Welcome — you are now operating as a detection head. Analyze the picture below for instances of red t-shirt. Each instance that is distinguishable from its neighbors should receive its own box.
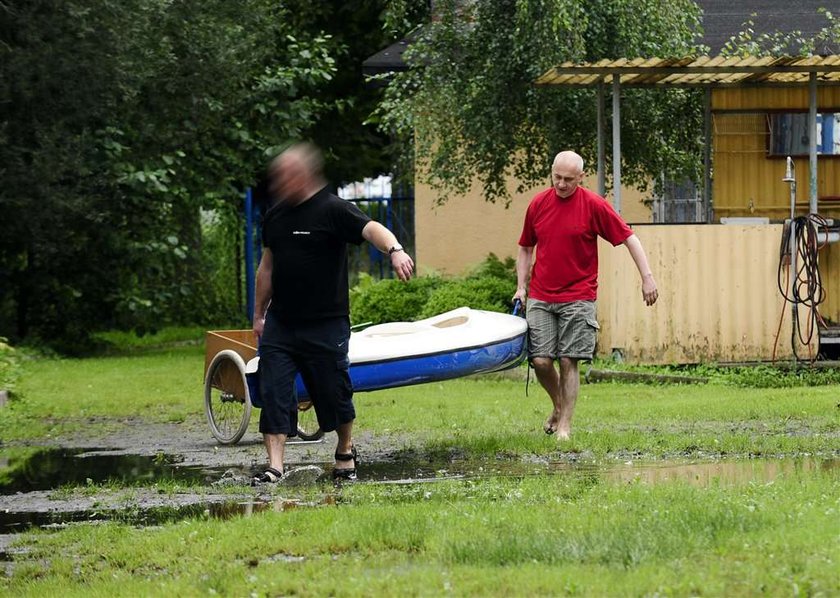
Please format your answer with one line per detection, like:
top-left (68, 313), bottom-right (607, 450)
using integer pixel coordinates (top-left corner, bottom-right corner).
top-left (518, 186), bottom-right (633, 303)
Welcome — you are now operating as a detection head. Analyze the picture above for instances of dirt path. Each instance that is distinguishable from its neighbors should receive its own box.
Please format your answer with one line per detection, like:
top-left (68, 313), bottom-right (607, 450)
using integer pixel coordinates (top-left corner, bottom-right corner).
top-left (0, 415), bottom-right (404, 542)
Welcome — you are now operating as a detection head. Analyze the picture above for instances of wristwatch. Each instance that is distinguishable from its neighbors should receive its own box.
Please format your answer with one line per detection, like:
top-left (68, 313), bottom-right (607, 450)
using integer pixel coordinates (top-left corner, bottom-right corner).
top-left (388, 244), bottom-right (404, 255)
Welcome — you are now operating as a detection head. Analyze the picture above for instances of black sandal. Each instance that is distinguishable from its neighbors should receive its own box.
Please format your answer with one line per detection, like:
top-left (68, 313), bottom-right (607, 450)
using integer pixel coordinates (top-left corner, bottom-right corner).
top-left (251, 466), bottom-right (284, 486)
top-left (332, 446), bottom-right (358, 481)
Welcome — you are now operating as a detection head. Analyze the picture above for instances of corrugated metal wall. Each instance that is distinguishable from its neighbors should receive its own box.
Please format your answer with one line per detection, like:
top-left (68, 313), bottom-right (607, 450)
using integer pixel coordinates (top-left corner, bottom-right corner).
top-left (709, 87), bottom-right (840, 337)
top-left (596, 225), bottom-right (820, 364)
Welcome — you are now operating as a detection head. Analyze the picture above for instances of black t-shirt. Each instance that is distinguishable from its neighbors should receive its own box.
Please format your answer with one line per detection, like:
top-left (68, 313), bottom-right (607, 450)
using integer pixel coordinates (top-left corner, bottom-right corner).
top-left (262, 187), bottom-right (370, 321)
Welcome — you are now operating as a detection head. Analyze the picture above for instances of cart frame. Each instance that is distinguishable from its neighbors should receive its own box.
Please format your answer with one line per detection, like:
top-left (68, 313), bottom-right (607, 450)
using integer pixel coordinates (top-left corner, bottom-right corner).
top-left (203, 330), bottom-right (322, 445)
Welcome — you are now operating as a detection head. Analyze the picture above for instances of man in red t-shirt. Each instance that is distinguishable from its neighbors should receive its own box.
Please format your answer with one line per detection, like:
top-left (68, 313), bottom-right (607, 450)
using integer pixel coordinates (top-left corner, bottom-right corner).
top-left (512, 150), bottom-right (658, 440)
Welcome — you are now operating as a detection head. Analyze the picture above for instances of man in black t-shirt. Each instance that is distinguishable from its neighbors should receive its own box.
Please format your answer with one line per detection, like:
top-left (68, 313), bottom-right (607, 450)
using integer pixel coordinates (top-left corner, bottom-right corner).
top-left (252, 143), bottom-right (414, 483)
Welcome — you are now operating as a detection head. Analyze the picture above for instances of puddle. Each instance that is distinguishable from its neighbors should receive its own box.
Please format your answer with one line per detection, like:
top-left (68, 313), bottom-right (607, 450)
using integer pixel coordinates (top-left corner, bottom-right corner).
top-left (357, 456), bottom-right (840, 488)
top-left (0, 448), bottom-right (222, 494)
top-left (0, 447), bottom-right (836, 536)
top-left (0, 497), bottom-right (318, 535)
top-left (598, 457), bottom-right (839, 487)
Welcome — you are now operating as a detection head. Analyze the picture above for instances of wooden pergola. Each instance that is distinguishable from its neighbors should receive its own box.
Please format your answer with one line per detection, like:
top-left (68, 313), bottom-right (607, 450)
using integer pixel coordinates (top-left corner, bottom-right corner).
top-left (536, 55), bottom-right (840, 216)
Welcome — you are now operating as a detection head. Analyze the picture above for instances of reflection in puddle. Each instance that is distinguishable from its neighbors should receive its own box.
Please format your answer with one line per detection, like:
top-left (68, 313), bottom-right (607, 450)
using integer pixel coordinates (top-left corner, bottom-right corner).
top-left (359, 457), bottom-right (839, 488)
top-left (0, 448), bottom-right (217, 494)
top-left (597, 458), bottom-right (837, 487)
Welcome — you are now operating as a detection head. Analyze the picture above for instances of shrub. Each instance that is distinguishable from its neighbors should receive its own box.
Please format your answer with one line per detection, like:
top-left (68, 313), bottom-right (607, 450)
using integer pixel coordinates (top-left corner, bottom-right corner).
top-left (419, 276), bottom-right (517, 318)
top-left (350, 273), bottom-right (445, 325)
top-left (0, 338), bottom-right (23, 396)
top-left (350, 254), bottom-right (518, 324)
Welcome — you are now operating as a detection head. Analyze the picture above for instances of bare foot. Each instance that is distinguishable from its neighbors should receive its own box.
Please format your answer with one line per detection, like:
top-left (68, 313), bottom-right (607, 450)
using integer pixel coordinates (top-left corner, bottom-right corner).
top-left (554, 427), bottom-right (571, 441)
top-left (543, 411), bottom-right (561, 435)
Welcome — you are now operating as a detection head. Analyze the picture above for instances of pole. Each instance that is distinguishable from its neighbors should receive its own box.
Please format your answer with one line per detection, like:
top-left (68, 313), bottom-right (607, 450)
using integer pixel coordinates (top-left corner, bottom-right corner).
top-left (704, 88), bottom-right (713, 222)
top-left (597, 82), bottom-right (606, 197)
top-left (612, 74), bottom-right (622, 213)
top-left (808, 72), bottom-right (818, 214)
top-left (245, 187), bottom-right (255, 323)
top-left (785, 158), bottom-right (797, 364)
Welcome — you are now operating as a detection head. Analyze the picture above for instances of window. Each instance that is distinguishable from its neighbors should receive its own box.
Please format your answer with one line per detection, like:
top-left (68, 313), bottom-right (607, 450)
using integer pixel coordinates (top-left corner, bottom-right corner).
top-left (768, 112), bottom-right (840, 156)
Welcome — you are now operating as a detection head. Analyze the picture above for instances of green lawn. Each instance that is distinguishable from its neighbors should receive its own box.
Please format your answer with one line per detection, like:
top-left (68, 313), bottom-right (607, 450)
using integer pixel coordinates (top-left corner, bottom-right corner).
top-left (1, 340), bottom-right (838, 596)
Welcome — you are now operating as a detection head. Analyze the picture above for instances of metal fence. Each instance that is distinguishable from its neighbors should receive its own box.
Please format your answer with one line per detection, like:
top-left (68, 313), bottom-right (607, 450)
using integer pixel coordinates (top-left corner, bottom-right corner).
top-left (347, 196), bottom-right (415, 283)
top-left (243, 191), bottom-right (415, 320)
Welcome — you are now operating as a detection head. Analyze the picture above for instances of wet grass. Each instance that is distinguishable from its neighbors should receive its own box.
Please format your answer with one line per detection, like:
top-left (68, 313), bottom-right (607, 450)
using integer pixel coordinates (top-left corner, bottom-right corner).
top-left (2, 469), bottom-right (838, 596)
top-left (1, 334), bottom-right (839, 595)
top-left (359, 378), bottom-right (840, 460)
top-left (2, 343), bottom-right (838, 460)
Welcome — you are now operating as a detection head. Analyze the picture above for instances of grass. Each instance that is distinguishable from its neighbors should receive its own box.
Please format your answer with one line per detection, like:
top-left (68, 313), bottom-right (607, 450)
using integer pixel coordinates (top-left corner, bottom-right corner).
top-left (3, 471), bottom-right (838, 596)
top-left (1, 330), bottom-right (839, 596)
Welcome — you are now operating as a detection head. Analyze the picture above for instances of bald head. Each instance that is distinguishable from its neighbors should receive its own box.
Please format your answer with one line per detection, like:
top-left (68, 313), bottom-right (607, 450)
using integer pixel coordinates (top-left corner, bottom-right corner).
top-left (269, 142), bottom-right (326, 205)
top-left (551, 151), bottom-right (584, 199)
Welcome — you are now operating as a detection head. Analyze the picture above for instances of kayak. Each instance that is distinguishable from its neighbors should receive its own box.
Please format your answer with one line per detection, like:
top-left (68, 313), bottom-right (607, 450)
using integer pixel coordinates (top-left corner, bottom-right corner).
top-left (246, 307), bottom-right (527, 400)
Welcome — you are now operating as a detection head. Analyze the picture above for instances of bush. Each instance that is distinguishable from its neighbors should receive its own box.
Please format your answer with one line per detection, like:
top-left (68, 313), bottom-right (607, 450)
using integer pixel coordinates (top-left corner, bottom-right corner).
top-left (419, 276), bottom-right (517, 318)
top-left (350, 254), bottom-right (517, 324)
top-left (0, 338), bottom-right (23, 395)
top-left (350, 273), bottom-right (445, 325)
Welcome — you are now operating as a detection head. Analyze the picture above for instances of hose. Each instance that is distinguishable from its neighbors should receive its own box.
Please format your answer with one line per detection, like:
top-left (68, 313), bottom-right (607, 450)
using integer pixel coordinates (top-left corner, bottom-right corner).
top-left (775, 214), bottom-right (829, 362)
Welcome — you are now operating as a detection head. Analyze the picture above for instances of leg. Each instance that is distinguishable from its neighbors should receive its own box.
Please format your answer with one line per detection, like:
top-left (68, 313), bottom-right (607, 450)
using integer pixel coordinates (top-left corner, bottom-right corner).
top-left (553, 300), bottom-right (598, 440)
top-left (263, 432), bottom-right (287, 473)
top-left (295, 317), bottom-right (357, 480)
top-left (334, 420), bottom-right (356, 473)
top-left (526, 299), bottom-right (562, 434)
top-left (531, 356), bottom-right (562, 434)
top-left (255, 312), bottom-right (300, 482)
top-left (556, 357), bottom-right (580, 440)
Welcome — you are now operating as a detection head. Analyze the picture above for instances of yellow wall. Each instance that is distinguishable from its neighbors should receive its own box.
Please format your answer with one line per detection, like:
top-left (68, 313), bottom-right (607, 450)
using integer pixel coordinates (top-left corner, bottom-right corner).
top-left (711, 87), bottom-right (840, 220)
top-left (597, 225), bottom-right (818, 364)
top-left (415, 174), bottom-right (652, 275)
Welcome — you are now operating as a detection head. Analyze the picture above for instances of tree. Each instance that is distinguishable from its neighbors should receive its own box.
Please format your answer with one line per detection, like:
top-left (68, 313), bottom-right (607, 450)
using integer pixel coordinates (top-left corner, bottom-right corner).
top-left (0, 0), bottom-right (337, 351)
top-left (281, 0), bottom-right (429, 187)
top-left (377, 0), bottom-right (707, 204)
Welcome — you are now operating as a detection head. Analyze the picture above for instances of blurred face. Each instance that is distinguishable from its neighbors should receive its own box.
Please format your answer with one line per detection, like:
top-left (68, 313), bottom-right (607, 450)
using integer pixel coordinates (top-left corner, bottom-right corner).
top-left (269, 152), bottom-right (308, 205)
top-left (551, 159), bottom-right (583, 199)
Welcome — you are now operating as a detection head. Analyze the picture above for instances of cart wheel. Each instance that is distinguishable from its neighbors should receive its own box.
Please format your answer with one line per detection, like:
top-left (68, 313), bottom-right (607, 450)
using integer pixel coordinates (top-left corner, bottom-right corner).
top-left (297, 400), bottom-right (323, 441)
top-left (204, 350), bottom-right (252, 445)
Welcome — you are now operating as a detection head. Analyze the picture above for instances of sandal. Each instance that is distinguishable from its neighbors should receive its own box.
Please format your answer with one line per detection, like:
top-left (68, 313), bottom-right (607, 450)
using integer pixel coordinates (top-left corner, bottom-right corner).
top-left (332, 445), bottom-right (358, 481)
top-left (251, 466), bottom-right (284, 486)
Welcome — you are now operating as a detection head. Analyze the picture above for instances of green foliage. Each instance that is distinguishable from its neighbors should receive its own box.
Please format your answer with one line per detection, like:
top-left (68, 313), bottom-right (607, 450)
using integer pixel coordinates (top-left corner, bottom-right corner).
top-left (0, 0), bottom-right (340, 352)
top-left (590, 359), bottom-right (840, 388)
top-left (350, 272), bottom-right (445, 325)
top-left (350, 254), bottom-right (516, 324)
top-left (377, 0), bottom-right (707, 204)
top-left (419, 256), bottom-right (517, 317)
top-left (721, 9), bottom-right (840, 57)
top-left (0, 338), bottom-right (23, 395)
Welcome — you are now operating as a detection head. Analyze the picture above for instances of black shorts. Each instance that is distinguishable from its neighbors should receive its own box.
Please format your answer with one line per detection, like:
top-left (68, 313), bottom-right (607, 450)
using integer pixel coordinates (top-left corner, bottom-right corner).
top-left (258, 310), bottom-right (354, 435)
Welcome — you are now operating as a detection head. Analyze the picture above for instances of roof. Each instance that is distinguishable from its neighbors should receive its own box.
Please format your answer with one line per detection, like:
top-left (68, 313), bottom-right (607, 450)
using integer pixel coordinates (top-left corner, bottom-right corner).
top-left (362, 32), bottom-right (416, 77)
top-left (362, 0), bottom-right (838, 76)
top-left (699, 0), bottom-right (836, 55)
top-left (536, 55), bottom-right (840, 88)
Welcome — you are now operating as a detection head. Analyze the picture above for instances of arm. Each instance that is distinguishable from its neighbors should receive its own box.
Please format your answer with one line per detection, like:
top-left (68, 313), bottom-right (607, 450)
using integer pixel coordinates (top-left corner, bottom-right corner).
top-left (362, 220), bottom-right (414, 281)
top-left (252, 248), bottom-right (273, 339)
top-left (623, 234), bottom-right (658, 306)
top-left (513, 245), bottom-right (533, 304)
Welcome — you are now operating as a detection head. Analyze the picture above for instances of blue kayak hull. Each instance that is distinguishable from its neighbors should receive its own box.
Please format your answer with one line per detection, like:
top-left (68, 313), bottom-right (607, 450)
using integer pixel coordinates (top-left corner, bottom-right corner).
top-left (247, 332), bottom-right (526, 404)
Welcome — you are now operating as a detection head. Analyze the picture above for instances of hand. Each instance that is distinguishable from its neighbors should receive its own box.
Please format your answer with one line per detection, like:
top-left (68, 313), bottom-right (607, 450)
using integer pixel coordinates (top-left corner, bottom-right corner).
top-left (390, 251), bottom-right (414, 281)
top-left (642, 275), bottom-right (658, 306)
top-left (512, 288), bottom-right (527, 305)
top-left (253, 315), bottom-right (265, 341)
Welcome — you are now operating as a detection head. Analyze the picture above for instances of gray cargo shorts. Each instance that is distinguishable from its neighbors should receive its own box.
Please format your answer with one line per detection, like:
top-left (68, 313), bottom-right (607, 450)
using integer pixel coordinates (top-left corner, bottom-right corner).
top-left (526, 299), bottom-right (599, 360)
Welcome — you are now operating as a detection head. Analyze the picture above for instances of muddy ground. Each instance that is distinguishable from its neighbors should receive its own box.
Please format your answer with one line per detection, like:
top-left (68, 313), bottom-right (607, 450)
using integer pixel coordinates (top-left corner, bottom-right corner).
top-left (0, 415), bottom-right (407, 561)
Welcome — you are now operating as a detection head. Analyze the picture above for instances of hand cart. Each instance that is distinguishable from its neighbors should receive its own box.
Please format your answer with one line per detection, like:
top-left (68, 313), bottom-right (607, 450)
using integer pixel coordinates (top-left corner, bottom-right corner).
top-left (203, 330), bottom-right (323, 445)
